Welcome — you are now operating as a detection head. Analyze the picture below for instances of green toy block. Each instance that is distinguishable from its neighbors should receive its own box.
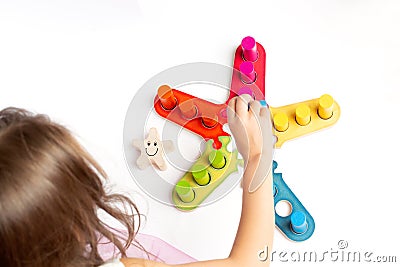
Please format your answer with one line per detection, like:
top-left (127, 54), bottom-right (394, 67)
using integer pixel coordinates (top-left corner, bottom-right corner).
top-left (172, 136), bottom-right (240, 211)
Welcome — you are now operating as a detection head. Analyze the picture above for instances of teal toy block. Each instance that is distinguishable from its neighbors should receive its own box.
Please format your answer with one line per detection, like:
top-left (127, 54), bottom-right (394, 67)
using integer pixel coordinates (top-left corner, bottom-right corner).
top-left (273, 161), bottom-right (315, 241)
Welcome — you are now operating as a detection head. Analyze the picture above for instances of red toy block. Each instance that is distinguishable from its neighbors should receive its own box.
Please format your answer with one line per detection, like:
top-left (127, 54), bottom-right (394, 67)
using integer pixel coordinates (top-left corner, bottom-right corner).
top-left (154, 87), bottom-right (229, 149)
top-left (227, 36), bottom-right (266, 103)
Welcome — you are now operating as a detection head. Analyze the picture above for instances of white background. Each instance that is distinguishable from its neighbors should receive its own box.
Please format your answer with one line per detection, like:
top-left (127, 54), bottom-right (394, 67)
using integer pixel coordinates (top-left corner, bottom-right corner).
top-left (1, 1), bottom-right (400, 266)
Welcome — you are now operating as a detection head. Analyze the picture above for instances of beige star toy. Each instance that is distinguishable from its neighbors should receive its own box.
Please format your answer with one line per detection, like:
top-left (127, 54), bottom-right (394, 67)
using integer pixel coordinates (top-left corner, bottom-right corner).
top-left (132, 127), bottom-right (174, 171)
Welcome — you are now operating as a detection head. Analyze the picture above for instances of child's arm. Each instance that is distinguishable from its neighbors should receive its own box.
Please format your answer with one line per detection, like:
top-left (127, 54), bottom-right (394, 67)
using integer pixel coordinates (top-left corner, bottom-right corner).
top-left (121, 95), bottom-right (275, 267)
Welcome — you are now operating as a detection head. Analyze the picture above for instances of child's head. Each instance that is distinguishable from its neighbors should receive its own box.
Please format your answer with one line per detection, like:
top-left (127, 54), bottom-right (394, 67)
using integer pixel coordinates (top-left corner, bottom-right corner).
top-left (0, 108), bottom-right (140, 267)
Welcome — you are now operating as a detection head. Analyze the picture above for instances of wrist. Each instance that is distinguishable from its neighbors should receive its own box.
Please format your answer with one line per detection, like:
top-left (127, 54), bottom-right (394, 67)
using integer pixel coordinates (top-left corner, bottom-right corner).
top-left (243, 152), bottom-right (272, 175)
top-left (245, 152), bottom-right (261, 163)
top-left (245, 153), bottom-right (271, 166)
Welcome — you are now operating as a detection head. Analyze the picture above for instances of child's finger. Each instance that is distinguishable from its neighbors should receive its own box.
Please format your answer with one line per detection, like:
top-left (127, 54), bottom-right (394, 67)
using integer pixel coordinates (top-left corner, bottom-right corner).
top-left (227, 97), bottom-right (237, 122)
top-left (260, 106), bottom-right (269, 117)
top-left (249, 100), bottom-right (261, 116)
top-left (236, 94), bottom-right (252, 117)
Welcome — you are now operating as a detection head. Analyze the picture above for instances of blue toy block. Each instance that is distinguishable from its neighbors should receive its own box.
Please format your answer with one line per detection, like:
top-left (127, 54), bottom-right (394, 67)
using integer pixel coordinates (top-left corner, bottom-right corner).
top-left (273, 161), bottom-right (315, 241)
top-left (259, 100), bottom-right (268, 107)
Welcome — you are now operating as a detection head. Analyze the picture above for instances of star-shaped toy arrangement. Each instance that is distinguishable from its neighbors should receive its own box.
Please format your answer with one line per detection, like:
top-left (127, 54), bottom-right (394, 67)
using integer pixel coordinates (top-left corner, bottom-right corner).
top-left (146, 36), bottom-right (341, 243)
top-left (133, 127), bottom-right (174, 171)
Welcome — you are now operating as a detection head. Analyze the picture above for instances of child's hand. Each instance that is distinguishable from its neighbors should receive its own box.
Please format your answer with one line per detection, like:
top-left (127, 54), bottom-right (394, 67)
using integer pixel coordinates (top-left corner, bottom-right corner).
top-left (227, 95), bottom-right (272, 162)
top-left (227, 95), bottom-right (274, 192)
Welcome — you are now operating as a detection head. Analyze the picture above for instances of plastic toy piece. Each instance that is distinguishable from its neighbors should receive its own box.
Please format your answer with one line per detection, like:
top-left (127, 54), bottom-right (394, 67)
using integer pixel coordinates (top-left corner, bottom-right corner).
top-left (241, 36), bottom-right (258, 62)
top-left (238, 87), bottom-right (255, 98)
top-left (209, 150), bottom-right (226, 169)
top-left (270, 95), bottom-right (340, 148)
top-left (178, 98), bottom-right (197, 119)
top-left (192, 165), bottom-right (210, 186)
top-left (228, 36), bottom-right (266, 102)
top-left (273, 112), bottom-right (289, 132)
top-left (260, 100), bottom-right (268, 107)
top-left (172, 136), bottom-right (240, 211)
top-left (176, 180), bottom-right (195, 203)
top-left (154, 87), bottom-right (229, 149)
top-left (290, 211), bottom-right (308, 234)
top-left (240, 62), bottom-right (256, 84)
top-left (202, 108), bottom-right (219, 128)
top-left (295, 104), bottom-right (311, 126)
top-left (273, 161), bottom-right (315, 242)
top-left (158, 85), bottom-right (177, 110)
top-left (132, 128), bottom-right (174, 171)
top-left (318, 94), bottom-right (334, 119)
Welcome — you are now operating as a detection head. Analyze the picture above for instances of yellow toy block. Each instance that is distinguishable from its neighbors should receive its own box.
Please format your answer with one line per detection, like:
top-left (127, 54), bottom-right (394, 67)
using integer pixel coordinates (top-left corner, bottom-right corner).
top-left (172, 136), bottom-right (241, 211)
top-left (270, 94), bottom-right (340, 148)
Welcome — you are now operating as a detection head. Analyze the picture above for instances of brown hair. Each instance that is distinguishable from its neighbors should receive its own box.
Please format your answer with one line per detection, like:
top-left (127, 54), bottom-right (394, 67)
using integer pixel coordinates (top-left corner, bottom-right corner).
top-left (0, 107), bottom-right (141, 267)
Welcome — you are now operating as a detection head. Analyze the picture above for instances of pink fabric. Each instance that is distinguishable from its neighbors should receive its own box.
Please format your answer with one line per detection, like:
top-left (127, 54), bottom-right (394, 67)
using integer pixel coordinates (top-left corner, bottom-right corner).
top-left (98, 232), bottom-right (197, 265)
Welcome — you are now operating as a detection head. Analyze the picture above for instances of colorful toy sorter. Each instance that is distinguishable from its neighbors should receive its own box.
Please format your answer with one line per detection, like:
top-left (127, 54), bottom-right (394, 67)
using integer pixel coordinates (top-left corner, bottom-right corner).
top-left (143, 36), bottom-right (340, 241)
